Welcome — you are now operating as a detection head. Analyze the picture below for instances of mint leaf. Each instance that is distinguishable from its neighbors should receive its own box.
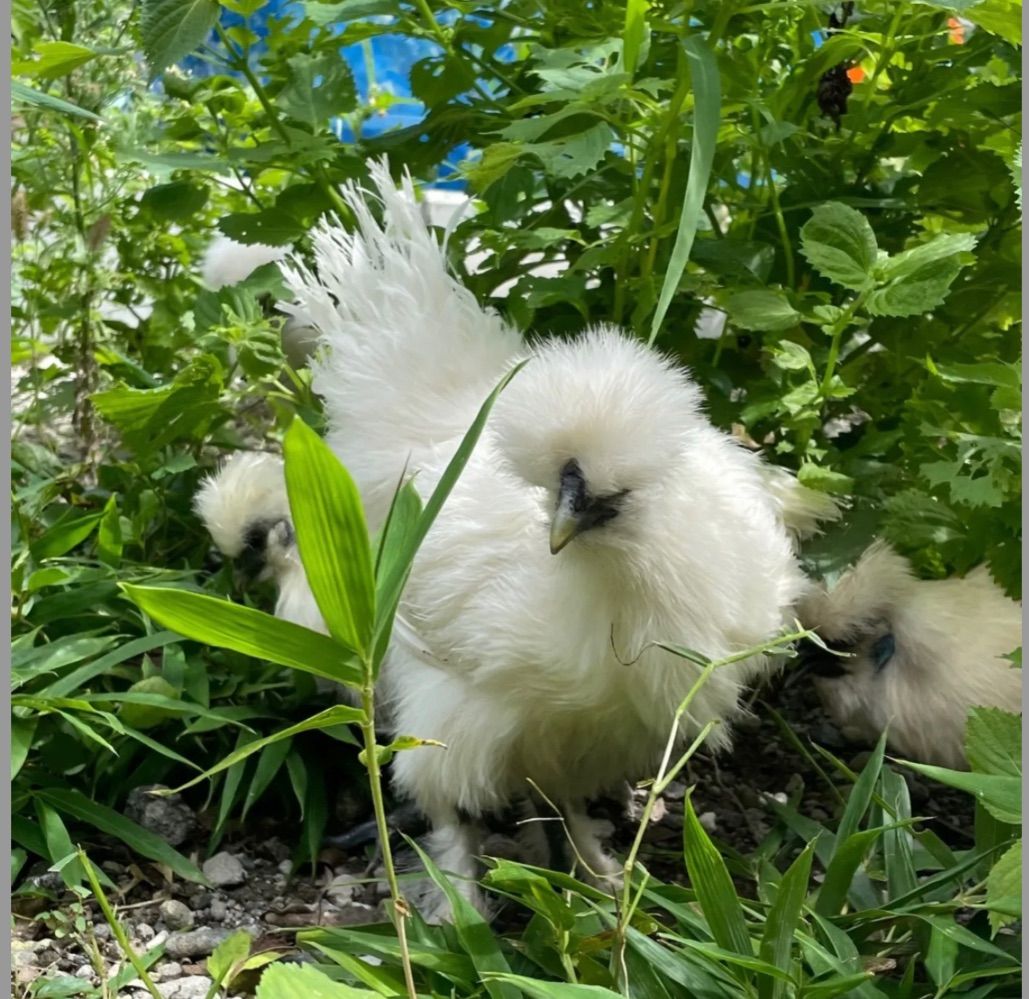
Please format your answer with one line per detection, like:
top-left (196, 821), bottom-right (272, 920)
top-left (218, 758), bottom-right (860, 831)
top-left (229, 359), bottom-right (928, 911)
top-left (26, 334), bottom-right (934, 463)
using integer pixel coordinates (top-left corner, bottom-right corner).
top-left (867, 233), bottom-right (977, 317)
top-left (966, 707), bottom-right (1021, 778)
top-left (986, 840), bottom-right (1021, 935)
top-left (140, 0), bottom-right (220, 77)
top-left (277, 52), bottom-right (356, 128)
top-left (800, 202), bottom-right (878, 291)
top-left (726, 289), bottom-right (800, 331)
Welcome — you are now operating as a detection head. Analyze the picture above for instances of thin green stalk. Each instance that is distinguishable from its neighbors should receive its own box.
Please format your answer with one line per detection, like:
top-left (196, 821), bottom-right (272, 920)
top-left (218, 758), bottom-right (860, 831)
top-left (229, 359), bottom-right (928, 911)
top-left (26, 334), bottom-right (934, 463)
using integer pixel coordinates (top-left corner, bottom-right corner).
top-left (359, 683), bottom-right (418, 999)
top-left (819, 291), bottom-right (866, 397)
top-left (80, 849), bottom-right (162, 999)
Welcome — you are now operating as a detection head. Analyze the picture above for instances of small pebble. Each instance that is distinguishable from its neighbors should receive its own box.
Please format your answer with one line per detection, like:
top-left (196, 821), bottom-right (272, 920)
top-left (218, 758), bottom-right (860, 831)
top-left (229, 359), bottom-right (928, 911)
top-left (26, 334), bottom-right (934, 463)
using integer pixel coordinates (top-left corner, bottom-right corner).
top-left (202, 852), bottom-right (247, 888)
top-left (209, 898), bottom-right (228, 921)
top-left (156, 962), bottom-right (183, 981)
top-left (277, 859), bottom-right (293, 876)
top-left (74, 964), bottom-right (95, 980)
top-left (135, 922), bottom-right (156, 942)
top-left (159, 899), bottom-right (194, 932)
top-left (165, 927), bottom-right (233, 959)
top-left (698, 811), bottom-right (718, 833)
top-left (157, 975), bottom-right (214, 999)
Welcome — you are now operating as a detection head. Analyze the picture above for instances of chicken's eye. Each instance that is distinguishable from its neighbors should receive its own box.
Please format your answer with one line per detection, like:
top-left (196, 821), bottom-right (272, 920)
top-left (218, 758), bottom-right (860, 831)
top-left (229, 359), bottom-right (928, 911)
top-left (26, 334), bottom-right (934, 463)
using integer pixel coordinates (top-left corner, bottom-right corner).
top-left (871, 633), bottom-right (896, 672)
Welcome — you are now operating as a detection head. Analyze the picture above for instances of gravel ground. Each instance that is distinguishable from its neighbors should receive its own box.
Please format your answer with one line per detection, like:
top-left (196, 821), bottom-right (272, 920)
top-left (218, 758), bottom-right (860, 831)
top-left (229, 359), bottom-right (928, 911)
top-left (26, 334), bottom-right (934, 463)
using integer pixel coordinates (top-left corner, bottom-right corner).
top-left (11, 672), bottom-right (974, 996)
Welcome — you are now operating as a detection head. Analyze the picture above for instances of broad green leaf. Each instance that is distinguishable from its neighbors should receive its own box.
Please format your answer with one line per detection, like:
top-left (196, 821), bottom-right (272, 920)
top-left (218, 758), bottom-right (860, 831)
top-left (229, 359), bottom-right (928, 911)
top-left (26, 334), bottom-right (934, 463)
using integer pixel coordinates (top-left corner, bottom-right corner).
top-left (866, 233), bottom-right (976, 318)
top-left (119, 676), bottom-right (180, 729)
top-left (140, 181), bottom-right (209, 221)
top-left (899, 760), bottom-right (1021, 824)
top-left (121, 584), bottom-right (361, 687)
top-left (758, 841), bottom-right (814, 999)
top-left (799, 202), bottom-right (878, 291)
top-left (682, 794), bottom-right (752, 956)
top-left (12, 634), bottom-right (120, 690)
top-left (256, 962), bottom-right (379, 997)
top-left (30, 511), bottom-right (105, 560)
top-left (13, 42), bottom-right (97, 80)
top-left (11, 718), bottom-right (36, 780)
top-left (11, 80), bottom-right (102, 120)
top-left (985, 840), bottom-right (1021, 934)
top-left (169, 704), bottom-right (363, 793)
top-left (649, 33), bottom-right (720, 343)
top-left (140, 0), bottom-right (221, 76)
top-left (965, 706), bottom-right (1021, 777)
top-left (34, 788), bottom-right (207, 884)
top-left (278, 52), bottom-right (357, 127)
top-left (797, 463), bottom-right (854, 496)
top-left (218, 208), bottom-right (307, 247)
top-left (207, 930), bottom-right (252, 987)
top-left (302, 939), bottom-right (407, 996)
top-left (298, 927), bottom-right (475, 980)
top-left (879, 768), bottom-right (918, 899)
top-left (284, 418), bottom-right (375, 657)
top-left (727, 289), bottom-right (800, 331)
top-left (409, 839), bottom-right (519, 999)
top-left (35, 801), bottom-right (86, 887)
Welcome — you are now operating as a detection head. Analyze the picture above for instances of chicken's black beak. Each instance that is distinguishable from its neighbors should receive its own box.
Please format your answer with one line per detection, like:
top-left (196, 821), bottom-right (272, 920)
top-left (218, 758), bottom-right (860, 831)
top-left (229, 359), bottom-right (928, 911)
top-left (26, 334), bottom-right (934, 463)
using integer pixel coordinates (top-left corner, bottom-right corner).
top-left (550, 460), bottom-right (590, 554)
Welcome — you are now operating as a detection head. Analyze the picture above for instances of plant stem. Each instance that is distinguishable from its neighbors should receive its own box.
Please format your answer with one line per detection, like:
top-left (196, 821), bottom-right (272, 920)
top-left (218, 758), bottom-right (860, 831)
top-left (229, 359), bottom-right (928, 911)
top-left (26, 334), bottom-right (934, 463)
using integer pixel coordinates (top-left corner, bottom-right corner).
top-left (359, 683), bottom-right (418, 999)
top-left (819, 291), bottom-right (866, 397)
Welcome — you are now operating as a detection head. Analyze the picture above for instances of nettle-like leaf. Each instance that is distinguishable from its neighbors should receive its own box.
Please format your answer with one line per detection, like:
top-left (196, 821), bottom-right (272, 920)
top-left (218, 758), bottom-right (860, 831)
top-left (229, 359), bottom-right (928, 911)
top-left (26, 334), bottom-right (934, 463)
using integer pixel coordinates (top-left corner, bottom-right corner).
top-left (986, 840), bottom-right (1021, 935)
top-left (140, 0), bottom-right (220, 77)
top-left (218, 208), bottom-right (307, 246)
top-left (277, 52), bottom-right (357, 128)
top-left (799, 202), bottom-right (878, 291)
top-left (866, 233), bottom-right (977, 318)
top-left (965, 707), bottom-right (1021, 778)
top-left (726, 289), bottom-right (800, 331)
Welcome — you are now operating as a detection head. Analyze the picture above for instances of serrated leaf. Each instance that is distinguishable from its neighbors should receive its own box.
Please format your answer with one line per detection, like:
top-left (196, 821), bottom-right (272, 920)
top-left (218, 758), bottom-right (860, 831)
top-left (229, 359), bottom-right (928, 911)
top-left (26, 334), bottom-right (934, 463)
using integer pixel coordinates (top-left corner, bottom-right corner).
top-left (140, 0), bottom-right (220, 77)
top-left (139, 181), bottom-right (209, 221)
top-left (900, 760), bottom-right (1021, 824)
top-left (278, 52), bottom-right (357, 128)
top-left (799, 202), bottom-right (878, 291)
top-left (797, 463), bottom-right (854, 495)
top-left (965, 707), bottom-right (1021, 777)
top-left (727, 290), bottom-right (800, 331)
top-left (986, 840), bottom-right (1021, 934)
top-left (866, 233), bottom-right (976, 318)
top-left (207, 929), bottom-right (251, 986)
top-left (218, 208), bottom-right (306, 247)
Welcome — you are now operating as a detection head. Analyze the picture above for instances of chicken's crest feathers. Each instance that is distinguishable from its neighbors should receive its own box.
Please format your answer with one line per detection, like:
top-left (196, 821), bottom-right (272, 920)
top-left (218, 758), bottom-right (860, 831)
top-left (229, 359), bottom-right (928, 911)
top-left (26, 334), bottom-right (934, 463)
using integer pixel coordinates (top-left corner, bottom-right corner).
top-left (194, 451), bottom-right (289, 558)
top-left (494, 326), bottom-right (703, 496)
top-left (757, 463), bottom-right (843, 545)
top-left (279, 160), bottom-right (522, 521)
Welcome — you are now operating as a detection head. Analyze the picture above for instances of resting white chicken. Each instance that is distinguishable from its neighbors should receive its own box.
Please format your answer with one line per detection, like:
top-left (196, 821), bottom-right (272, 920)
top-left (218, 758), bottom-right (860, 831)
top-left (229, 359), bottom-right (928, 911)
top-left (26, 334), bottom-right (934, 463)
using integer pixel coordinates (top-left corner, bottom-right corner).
top-left (797, 541), bottom-right (1022, 769)
top-left (196, 161), bottom-right (831, 918)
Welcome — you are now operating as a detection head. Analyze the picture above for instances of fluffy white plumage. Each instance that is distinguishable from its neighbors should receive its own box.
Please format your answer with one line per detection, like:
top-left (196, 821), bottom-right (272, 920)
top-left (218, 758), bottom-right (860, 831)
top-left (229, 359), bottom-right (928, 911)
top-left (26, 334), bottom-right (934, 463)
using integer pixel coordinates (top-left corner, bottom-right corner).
top-left (198, 161), bottom-right (832, 917)
top-left (798, 541), bottom-right (1022, 769)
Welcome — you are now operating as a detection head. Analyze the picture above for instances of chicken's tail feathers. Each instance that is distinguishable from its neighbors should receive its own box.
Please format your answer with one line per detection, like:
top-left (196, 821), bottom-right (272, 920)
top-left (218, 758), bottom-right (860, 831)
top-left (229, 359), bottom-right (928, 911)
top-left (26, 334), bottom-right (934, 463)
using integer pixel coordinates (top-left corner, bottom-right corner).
top-left (279, 158), bottom-right (523, 480)
top-left (193, 451), bottom-right (291, 560)
top-left (759, 462), bottom-right (843, 545)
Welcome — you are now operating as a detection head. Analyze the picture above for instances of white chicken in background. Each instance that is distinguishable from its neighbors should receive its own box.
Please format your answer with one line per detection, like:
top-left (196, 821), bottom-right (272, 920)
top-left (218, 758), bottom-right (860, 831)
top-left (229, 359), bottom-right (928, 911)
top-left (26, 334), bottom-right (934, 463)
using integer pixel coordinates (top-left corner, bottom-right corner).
top-left (196, 160), bottom-right (836, 919)
top-left (797, 540), bottom-right (1022, 769)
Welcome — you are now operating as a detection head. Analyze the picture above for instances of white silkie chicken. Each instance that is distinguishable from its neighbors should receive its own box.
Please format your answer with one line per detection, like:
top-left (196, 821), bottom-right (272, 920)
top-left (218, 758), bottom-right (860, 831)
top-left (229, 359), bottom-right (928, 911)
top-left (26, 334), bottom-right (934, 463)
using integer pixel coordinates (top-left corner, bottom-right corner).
top-left (797, 540), bottom-right (1022, 769)
top-left (196, 160), bottom-right (832, 918)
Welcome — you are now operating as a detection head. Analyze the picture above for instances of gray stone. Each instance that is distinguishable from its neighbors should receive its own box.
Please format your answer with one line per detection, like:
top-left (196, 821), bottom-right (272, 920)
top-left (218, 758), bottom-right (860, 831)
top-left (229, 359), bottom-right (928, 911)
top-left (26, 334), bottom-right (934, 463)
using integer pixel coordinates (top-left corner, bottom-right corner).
top-left (164, 927), bottom-right (233, 959)
top-left (74, 964), bottom-right (95, 981)
top-left (208, 898), bottom-right (228, 922)
top-left (124, 786), bottom-right (195, 847)
top-left (157, 976), bottom-right (214, 999)
top-left (159, 900), bottom-right (194, 932)
top-left (698, 811), bottom-right (718, 833)
top-left (156, 962), bottom-right (183, 981)
top-left (202, 852), bottom-right (246, 888)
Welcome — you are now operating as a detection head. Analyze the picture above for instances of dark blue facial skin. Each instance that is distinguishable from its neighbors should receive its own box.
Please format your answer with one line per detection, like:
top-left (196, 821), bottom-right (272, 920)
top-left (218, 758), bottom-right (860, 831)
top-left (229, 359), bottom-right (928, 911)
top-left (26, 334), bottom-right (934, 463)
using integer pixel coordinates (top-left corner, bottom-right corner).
top-left (558, 458), bottom-right (627, 532)
top-left (795, 631), bottom-right (896, 679)
top-left (871, 633), bottom-right (896, 672)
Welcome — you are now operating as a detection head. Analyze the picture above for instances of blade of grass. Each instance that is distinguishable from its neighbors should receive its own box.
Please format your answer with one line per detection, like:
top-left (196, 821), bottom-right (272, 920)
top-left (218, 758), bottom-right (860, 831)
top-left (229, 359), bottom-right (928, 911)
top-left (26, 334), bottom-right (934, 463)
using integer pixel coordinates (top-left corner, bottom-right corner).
top-left (682, 793), bottom-right (753, 956)
top-left (283, 418), bottom-right (376, 657)
top-left (121, 584), bottom-right (361, 686)
top-left (758, 840), bottom-right (814, 999)
top-left (648, 31), bottom-right (721, 344)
